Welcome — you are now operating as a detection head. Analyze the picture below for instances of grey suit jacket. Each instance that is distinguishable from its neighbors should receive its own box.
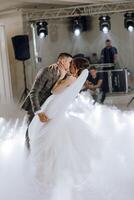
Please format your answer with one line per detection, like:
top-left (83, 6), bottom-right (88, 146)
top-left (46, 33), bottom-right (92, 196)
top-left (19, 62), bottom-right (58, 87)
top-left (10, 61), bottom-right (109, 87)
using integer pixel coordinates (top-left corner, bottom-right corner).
top-left (21, 64), bottom-right (61, 113)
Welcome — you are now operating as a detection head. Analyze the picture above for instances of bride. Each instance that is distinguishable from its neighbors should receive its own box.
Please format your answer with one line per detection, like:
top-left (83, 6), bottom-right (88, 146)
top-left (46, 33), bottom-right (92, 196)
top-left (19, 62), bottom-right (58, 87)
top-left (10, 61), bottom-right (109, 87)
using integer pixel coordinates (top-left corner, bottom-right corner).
top-left (29, 57), bottom-right (92, 196)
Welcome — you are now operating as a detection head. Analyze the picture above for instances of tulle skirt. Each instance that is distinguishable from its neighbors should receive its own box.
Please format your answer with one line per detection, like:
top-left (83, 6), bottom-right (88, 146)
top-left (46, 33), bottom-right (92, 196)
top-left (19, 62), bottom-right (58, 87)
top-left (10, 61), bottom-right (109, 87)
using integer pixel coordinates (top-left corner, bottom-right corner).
top-left (28, 69), bottom-right (134, 200)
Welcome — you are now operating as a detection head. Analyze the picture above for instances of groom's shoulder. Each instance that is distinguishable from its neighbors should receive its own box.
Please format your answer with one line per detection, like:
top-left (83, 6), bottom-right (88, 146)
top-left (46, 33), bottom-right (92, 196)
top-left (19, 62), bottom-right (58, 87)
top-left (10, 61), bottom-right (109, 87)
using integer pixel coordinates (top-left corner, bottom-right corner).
top-left (37, 63), bottom-right (57, 75)
top-left (36, 63), bottom-right (59, 79)
top-left (40, 63), bottom-right (58, 73)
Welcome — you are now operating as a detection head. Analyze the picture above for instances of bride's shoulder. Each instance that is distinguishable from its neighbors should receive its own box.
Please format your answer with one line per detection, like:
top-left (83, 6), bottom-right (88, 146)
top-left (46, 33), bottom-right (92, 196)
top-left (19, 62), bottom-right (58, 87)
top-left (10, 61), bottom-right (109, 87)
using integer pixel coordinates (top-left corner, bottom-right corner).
top-left (66, 75), bottom-right (77, 82)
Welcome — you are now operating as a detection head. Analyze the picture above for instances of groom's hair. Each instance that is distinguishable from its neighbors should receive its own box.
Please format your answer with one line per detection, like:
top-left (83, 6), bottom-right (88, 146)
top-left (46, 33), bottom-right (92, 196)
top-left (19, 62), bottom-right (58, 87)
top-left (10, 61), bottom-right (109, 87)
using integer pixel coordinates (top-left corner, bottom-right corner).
top-left (57, 52), bottom-right (72, 60)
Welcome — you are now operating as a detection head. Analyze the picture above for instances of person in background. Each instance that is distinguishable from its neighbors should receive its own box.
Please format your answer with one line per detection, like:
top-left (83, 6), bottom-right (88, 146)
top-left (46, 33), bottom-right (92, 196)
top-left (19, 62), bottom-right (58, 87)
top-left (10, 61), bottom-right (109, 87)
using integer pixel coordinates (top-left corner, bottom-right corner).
top-left (85, 66), bottom-right (105, 104)
top-left (90, 53), bottom-right (99, 64)
top-left (100, 39), bottom-right (118, 66)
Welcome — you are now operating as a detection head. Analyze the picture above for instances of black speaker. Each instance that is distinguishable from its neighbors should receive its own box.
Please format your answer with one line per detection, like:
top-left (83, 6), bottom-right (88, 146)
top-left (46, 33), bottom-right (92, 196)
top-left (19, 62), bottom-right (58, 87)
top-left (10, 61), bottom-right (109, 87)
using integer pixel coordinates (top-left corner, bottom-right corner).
top-left (12, 35), bottom-right (30, 61)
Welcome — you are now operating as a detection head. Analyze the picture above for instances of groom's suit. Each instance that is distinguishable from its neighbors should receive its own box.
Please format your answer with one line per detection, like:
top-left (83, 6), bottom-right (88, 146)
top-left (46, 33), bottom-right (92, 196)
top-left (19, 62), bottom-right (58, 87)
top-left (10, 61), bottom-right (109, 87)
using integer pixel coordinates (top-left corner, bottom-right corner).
top-left (21, 63), bottom-right (61, 143)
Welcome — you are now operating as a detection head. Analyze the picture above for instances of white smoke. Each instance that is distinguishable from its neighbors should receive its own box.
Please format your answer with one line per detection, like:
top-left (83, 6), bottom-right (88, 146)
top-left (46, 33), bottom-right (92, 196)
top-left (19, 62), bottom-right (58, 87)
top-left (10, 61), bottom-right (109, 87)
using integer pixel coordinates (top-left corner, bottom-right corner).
top-left (0, 97), bottom-right (134, 200)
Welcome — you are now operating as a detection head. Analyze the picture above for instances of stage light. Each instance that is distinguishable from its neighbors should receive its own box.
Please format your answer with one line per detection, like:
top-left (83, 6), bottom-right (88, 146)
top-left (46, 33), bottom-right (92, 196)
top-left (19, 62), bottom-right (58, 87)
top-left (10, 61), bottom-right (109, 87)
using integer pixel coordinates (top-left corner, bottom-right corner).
top-left (124, 13), bottom-right (134, 32)
top-left (74, 28), bottom-right (81, 36)
top-left (36, 21), bottom-right (48, 38)
top-left (99, 16), bottom-right (111, 34)
top-left (102, 26), bottom-right (109, 34)
top-left (71, 16), bottom-right (89, 37)
top-left (73, 19), bottom-right (82, 36)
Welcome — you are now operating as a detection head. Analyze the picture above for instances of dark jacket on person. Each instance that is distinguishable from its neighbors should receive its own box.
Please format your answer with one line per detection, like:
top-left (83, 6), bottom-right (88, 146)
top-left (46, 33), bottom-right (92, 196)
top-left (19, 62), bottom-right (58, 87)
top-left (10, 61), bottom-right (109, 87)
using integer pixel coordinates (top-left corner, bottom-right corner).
top-left (101, 46), bottom-right (118, 63)
top-left (21, 64), bottom-right (61, 113)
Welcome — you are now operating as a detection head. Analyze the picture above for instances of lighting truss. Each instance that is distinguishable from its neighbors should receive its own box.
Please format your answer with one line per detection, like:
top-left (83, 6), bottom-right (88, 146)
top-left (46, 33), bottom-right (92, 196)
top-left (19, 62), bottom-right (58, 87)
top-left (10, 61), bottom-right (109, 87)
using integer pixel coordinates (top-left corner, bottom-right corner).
top-left (22, 1), bottom-right (134, 22)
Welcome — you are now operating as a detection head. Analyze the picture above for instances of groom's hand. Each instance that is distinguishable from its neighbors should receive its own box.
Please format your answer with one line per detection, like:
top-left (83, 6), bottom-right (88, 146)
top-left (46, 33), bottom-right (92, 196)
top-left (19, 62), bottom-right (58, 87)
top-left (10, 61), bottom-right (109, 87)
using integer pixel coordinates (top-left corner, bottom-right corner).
top-left (38, 112), bottom-right (49, 123)
top-left (59, 68), bottom-right (67, 80)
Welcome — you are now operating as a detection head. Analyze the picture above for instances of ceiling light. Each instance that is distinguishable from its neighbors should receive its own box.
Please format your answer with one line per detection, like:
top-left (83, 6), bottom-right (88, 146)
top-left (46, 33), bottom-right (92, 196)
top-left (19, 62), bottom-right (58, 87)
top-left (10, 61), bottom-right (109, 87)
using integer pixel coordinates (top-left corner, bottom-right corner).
top-left (73, 19), bottom-right (82, 36)
top-left (99, 16), bottom-right (111, 34)
top-left (124, 13), bottom-right (134, 32)
top-left (36, 21), bottom-right (48, 38)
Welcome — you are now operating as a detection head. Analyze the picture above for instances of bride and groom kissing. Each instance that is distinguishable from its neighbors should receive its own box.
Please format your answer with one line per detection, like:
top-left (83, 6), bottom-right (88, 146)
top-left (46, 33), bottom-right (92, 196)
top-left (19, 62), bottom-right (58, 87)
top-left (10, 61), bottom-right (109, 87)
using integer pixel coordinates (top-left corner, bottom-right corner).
top-left (21, 52), bottom-right (89, 149)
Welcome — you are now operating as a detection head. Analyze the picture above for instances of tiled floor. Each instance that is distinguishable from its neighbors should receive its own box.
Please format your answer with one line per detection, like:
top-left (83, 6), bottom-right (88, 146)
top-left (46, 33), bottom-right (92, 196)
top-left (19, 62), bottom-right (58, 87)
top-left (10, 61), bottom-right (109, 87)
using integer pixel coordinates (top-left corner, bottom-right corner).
top-left (104, 91), bottom-right (134, 110)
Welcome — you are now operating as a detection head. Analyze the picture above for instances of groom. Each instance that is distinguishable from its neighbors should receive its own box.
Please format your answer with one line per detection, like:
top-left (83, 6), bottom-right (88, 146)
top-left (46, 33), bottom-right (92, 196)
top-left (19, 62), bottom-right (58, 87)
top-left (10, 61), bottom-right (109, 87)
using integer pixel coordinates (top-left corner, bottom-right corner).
top-left (21, 52), bottom-right (72, 148)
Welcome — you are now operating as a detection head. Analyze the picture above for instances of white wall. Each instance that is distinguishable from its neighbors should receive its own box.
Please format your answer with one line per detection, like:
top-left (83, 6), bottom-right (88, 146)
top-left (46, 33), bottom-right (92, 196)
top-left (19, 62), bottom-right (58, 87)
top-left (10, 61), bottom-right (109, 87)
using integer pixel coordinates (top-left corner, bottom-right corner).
top-left (0, 11), bottom-right (24, 101)
top-left (35, 13), bottom-right (134, 74)
top-left (0, 25), bottom-right (13, 103)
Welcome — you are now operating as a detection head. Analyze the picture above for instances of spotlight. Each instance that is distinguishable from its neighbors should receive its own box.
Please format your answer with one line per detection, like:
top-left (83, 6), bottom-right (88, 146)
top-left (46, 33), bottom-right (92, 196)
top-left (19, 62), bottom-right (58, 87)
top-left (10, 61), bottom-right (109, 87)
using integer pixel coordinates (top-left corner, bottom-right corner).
top-left (36, 21), bottom-right (48, 38)
top-left (71, 16), bottom-right (89, 36)
top-left (99, 16), bottom-right (111, 34)
top-left (73, 18), bottom-right (82, 36)
top-left (124, 13), bottom-right (134, 32)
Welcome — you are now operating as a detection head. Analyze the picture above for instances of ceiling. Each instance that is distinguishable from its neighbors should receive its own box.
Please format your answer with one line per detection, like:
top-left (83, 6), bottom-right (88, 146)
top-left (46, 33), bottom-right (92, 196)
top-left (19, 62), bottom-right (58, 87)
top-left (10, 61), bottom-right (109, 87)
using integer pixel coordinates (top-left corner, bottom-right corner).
top-left (0, 0), bottom-right (133, 12)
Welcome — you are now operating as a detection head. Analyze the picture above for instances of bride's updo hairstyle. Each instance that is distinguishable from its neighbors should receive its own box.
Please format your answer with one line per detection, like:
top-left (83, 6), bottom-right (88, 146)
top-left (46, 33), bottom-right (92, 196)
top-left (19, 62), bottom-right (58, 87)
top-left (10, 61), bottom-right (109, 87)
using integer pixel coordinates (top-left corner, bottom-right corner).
top-left (71, 57), bottom-right (90, 76)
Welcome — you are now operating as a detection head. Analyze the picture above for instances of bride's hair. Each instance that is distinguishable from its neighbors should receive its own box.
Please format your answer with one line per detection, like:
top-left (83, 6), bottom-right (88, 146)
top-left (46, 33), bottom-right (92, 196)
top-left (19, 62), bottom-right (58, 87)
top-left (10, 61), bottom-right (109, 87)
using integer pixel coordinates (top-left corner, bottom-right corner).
top-left (72, 57), bottom-right (90, 75)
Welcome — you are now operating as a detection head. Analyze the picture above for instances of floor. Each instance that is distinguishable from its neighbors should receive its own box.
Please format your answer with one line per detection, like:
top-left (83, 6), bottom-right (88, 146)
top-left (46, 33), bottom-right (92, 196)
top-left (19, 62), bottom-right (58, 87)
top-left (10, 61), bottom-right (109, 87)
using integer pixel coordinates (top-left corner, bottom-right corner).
top-left (104, 91), bottom-right (134, 110)
top-left (0, 92), bottom-right (134, 200)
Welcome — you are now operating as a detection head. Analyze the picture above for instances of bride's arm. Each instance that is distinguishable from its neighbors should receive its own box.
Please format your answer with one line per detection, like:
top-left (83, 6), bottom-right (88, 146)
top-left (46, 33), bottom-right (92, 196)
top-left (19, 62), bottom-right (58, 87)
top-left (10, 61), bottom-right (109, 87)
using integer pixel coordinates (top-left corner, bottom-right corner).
top-left (52, 76), bottom-right (76, 93)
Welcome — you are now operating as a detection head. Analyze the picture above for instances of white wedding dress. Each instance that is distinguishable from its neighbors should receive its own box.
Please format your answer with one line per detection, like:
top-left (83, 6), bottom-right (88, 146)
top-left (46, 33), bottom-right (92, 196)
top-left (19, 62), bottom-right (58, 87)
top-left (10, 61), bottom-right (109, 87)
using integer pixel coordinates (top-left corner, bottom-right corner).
top-left (27, 68), bottom-right (134, 200)
top-left (29, 70), bottom-right (90, 181)
top-left (29, 69), bottom-right (97, 198)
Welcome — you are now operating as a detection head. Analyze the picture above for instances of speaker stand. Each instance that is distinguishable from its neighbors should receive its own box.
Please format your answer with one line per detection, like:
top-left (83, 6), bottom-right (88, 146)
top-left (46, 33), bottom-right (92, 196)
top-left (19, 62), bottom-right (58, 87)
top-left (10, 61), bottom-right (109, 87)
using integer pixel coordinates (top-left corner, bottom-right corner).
top-left (127, 97), bottom-right (134, 107)
top-left (19, 61), bottom-right (30, 103)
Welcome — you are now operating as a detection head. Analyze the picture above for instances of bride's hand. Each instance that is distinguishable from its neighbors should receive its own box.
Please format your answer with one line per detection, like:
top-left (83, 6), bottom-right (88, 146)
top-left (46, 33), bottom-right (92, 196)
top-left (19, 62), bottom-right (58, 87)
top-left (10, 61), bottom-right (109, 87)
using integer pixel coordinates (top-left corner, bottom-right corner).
top-left (38, 112), bottom-right (50, 123)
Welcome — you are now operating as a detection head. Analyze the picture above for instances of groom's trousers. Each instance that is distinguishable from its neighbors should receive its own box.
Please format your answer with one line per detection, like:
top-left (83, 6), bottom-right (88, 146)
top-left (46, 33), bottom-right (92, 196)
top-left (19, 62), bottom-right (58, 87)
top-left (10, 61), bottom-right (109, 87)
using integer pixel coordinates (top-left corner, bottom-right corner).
top-left (25, 109), bottom-right (34, 148)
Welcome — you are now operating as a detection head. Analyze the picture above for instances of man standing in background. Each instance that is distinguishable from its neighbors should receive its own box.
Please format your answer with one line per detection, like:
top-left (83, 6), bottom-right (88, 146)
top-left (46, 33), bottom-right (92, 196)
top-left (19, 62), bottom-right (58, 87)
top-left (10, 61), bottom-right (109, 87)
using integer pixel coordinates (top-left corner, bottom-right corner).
top-left (100, 39), bottom-right (118, 65)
